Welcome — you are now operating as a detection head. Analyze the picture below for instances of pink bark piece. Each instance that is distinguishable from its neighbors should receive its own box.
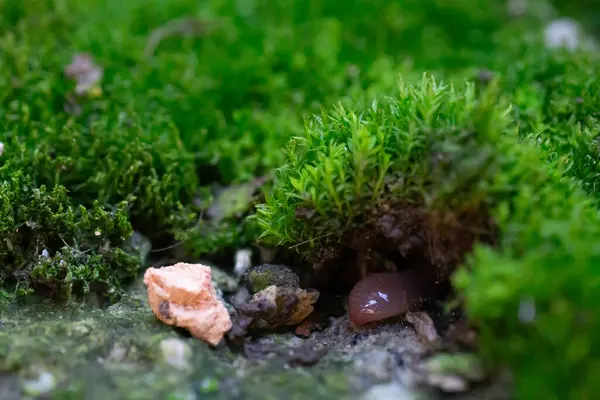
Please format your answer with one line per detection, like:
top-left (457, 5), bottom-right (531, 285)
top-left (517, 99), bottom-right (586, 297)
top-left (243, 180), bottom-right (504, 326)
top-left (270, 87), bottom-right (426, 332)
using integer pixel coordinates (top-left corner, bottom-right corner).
top-left (144, 262), bottom-right (232, 346)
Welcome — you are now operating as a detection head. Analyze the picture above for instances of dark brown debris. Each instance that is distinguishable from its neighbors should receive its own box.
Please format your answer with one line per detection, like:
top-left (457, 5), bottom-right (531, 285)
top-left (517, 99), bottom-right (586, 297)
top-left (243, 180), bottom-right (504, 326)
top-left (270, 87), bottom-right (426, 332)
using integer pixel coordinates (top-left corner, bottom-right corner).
top-left (295, 207), bottom-right (316, 220)
top-left (442, 320), bottom-right (479, 351)
top-left (295, 317), bottom-right (328, 338)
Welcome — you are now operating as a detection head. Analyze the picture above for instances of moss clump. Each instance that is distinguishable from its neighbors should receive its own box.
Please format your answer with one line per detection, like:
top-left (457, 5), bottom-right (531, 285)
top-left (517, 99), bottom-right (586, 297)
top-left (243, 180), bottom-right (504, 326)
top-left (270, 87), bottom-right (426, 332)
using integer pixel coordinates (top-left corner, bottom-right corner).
top-left (255, 75), bottom-right (600, 399)
top-left (0, 0), bottom-right (551, 299)
top-left (0, 169), bottom-right (139, 301)
top-left (255, 75), bottom-right (499, 275)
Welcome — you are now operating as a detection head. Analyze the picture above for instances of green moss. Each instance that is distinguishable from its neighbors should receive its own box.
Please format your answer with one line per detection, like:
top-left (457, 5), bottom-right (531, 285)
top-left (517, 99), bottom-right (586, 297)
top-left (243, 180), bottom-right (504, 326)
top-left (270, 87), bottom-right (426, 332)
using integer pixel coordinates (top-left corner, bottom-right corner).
top-left (255, 75), bottom-right (600, 399)
top-left (2, 0), bottom-right (600, 397)
top-left (255, 75), bottom-right (502, 255)
top-left (0, 0), bottom-right (548, 295)
top-left (0, 168), bottom-right (139, 300)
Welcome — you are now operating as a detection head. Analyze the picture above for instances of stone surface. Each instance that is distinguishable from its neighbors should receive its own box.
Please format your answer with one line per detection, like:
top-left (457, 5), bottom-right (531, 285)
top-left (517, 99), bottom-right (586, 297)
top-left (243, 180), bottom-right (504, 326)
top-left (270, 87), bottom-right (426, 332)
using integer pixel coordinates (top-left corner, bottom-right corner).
top-left (211, 266), bottom-right (240, 294)
top-left (243, 285), bottom-right (319, 329)
top-left (144, 262), bottom-right (233, 346)
top-left (246, 264), bottom-right (300, 294)
top-left (0, 280), bottom-right (351, 399)
top-left (0, 278), bottom-right (511, 399)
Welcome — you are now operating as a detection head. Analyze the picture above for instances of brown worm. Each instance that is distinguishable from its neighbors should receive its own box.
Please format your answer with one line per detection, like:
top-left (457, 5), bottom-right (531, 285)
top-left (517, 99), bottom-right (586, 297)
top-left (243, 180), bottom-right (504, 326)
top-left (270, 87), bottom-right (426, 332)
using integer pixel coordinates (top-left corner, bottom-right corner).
top-left (348, 270), bottom-right (426, 326)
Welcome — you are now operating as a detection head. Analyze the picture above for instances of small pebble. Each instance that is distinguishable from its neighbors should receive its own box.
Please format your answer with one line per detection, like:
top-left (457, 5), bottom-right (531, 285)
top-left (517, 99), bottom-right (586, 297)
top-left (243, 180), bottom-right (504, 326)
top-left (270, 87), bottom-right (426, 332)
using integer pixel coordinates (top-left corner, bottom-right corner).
top-left (22, 369), bottom-right (56, 396)
top-left (354, 350), bottom-right (394, 382)
top-left (160, 338), bottom-right (192, 371)
top-left (234, 249), bottom-right (253, 277)
top-left (106, 344), bottom-right (127, 363)
top-left (0, 142), bottom-right (4, 157)
top-left (426, 374), bottom-right (468, 392)
top-left (361, 382), bottom-right (414, 400)
top-left (211, 266), bottom-right (239, 294)
top-left (544, 19), bottom-right (581, 50)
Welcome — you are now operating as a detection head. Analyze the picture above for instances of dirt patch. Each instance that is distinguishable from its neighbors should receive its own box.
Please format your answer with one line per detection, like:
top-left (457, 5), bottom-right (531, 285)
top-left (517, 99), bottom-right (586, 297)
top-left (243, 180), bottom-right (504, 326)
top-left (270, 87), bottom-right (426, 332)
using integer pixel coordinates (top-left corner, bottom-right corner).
top-left (305, 201), bottom-right (496, 300)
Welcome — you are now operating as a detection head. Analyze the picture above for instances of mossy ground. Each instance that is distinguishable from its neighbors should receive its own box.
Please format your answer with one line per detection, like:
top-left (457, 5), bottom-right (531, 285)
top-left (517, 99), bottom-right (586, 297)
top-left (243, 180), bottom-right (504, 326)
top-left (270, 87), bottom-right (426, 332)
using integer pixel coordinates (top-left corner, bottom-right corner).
top-left (2, 0), bottom-right (600, 399)
top-left (0, 279), bottom-right (351, 400)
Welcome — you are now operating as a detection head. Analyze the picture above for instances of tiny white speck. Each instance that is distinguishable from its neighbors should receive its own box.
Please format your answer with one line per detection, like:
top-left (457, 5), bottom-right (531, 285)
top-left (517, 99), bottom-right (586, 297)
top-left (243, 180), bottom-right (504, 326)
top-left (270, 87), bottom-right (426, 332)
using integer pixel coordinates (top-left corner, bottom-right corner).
top-left (545, 19), bottom-right (581, 50)
top-left (234, 248), bottom-right (253, 276)
top-left (94, 231), bottom-right (101, 236)
top-left (378, 292), bottom-right (389, 302)
top-left (0, 142), bottom-right (4, 157)
top-left (518, 297), bottom-right (536, 323)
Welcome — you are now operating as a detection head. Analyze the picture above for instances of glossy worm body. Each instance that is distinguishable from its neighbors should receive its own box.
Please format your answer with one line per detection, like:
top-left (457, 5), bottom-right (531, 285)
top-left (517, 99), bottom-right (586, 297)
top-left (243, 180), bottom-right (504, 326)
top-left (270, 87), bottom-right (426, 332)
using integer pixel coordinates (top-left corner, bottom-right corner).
top-left (348, 270), bottom-right (425, 326)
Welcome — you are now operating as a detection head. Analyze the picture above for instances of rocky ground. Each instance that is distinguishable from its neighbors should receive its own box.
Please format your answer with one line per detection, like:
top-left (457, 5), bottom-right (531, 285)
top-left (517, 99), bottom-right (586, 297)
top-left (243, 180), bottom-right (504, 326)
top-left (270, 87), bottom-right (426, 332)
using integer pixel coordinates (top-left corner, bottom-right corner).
top-left (1, 255), bottom-right (512, 400)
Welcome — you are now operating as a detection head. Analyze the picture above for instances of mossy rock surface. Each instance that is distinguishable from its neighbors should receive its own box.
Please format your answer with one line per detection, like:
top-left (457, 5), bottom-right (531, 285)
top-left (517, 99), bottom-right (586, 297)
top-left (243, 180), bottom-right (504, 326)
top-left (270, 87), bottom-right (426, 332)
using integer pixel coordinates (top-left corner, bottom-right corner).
top-left (2, 0), bottom-right (600, 399)
top-left (0, 280), bottom-right (353, 400)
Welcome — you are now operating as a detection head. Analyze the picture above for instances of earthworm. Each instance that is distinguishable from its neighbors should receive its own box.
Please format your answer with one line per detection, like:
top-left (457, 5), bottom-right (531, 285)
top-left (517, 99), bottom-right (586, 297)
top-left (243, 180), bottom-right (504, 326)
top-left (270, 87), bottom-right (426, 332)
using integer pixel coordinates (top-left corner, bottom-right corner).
top-left (348, 270), bottom-right (426, 326)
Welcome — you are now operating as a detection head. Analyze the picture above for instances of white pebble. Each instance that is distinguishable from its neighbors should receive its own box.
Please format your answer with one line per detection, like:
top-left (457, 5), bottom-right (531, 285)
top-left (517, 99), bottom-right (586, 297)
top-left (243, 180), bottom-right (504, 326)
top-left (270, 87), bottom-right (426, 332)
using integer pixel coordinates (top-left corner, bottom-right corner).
top-left (361, 382), bottom-right (414, 400)
top-left (160, 338), bottom-right (192, 371)
top-left (22, 370), bottom-right (56, 396)
top-left (234, 248), bottom-right (253, 276)
top-left (0, 142), bottom-right (4, 157)
top-left (545, 19), bottom-right (581, 50)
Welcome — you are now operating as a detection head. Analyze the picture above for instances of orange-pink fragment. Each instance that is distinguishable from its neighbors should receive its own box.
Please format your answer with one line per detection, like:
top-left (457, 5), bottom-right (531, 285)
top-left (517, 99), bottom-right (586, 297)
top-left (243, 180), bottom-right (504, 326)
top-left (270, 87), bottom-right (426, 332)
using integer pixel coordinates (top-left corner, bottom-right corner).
top-left (144, 262), bottom-right (232, 346)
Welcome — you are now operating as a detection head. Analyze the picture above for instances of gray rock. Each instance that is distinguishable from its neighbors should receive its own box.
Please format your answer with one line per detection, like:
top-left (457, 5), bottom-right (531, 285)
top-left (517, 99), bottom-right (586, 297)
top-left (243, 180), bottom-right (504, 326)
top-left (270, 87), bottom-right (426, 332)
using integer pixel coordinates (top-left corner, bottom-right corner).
top-left (362, 382), bottom-right (415, 400)
top-left (211, 266), bottom-right (239, 294)
top-left (0, 374), bottom-right (21, 400)
top-left (246, 264), bottom-right (300, 294)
